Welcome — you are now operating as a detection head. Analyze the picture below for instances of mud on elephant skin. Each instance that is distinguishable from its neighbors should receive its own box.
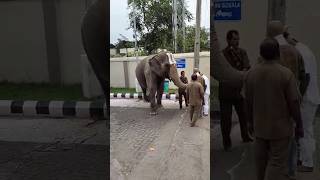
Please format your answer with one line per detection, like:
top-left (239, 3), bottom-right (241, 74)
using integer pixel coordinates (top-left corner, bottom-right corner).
top-left (135, 52), bottom-right (187, 115)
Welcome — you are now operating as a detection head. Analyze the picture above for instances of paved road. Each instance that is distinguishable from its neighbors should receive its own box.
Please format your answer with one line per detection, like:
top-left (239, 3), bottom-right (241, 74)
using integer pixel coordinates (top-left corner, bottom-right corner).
top-left (0, 116), bottom-right (107, 180)
top-left (211, 115), bottom-right (320, 180)
top-left (110, 99), bottom-right (210, 180)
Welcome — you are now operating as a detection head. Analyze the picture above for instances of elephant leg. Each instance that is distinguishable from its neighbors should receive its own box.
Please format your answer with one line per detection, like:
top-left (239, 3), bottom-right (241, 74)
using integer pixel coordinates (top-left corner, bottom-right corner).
top-left (136, 68), bottom-right (149, 102)
top-left (156, 80), bottom-right (164, 107)
top-left (149, 74), bottom-right (158, 115)
top-left (149, 87), bottom-right (157, 115)
top-left (142, 88), bottom-right (149, 102)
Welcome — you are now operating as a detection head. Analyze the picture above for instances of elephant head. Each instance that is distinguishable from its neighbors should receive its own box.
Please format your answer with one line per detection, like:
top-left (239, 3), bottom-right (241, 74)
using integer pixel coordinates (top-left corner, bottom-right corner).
top-left (149, 52), bottom-right (187, 89)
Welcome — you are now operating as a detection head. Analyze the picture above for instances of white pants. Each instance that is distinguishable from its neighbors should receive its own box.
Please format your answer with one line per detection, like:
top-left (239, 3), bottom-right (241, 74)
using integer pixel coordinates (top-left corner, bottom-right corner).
top-left (299, 100), bottom-right (318, 167)
top-left (203, 93), bottom-right (210, 115)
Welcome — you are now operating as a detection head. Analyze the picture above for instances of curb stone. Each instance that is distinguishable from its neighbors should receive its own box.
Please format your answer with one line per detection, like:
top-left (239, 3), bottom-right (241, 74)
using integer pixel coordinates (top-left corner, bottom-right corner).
top-left (0, 100), bottom-right (106, 119)
top-left (110, 93), bottom-right (178, 100)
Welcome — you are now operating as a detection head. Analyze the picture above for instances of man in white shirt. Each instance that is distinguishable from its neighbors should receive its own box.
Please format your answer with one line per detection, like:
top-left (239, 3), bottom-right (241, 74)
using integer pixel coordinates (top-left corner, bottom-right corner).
top-left (201, 73), bottom-right (210, 116)
top-left (284, 30), bottom-right (320, 172)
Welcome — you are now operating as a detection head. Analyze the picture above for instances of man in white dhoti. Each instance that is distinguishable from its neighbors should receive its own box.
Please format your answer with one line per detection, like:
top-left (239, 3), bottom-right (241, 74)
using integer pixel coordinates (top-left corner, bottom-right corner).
top-left (201, 73), bottom-right (210, 116)
top-left (284, 30), bottom-right (320, 172)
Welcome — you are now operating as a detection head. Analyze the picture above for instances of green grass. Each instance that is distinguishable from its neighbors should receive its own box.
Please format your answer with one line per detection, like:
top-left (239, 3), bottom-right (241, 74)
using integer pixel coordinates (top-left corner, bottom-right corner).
top-left (0, 82), bottom-right (92, 101)
top-left (110, 87), bottom-right (136, 94)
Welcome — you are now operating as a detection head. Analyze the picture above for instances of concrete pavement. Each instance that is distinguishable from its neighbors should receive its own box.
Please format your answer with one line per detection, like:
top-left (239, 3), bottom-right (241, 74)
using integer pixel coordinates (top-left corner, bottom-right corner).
top-left (0, 116), bottom-right (107, 180)
top-left (110, 99), bottom-right (210, 180)
top-left (211, 114), bottom-right (320, 180)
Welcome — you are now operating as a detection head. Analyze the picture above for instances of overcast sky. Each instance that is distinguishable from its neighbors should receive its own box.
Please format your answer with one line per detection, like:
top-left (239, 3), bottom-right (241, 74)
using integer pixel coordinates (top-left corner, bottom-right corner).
top-left (110, 0), bottom-right (210, 44)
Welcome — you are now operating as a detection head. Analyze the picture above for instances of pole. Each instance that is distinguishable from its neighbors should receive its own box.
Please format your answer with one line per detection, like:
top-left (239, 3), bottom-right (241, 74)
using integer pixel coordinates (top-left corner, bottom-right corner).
top-left (133, 0), bottom-right (141, 92)
top-left (173, 0), bottom-right (178, 53)
top-left (267, 0), bottom-right (286, 28)
top-left (194, 0), bottom-right (201, 68)
top-left (172, 0), bottom-right (174, 52)
top-left (182, 0), bottom-right (186, 53)
top-left (133, 1), bottom-right (138, 60)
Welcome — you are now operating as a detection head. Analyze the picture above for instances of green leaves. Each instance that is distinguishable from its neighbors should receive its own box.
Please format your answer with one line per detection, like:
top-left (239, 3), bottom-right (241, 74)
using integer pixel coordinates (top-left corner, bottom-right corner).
top-left (128, 0), bottom-right (193, 54)
top-left (177, 26), bottom-right (210, 53)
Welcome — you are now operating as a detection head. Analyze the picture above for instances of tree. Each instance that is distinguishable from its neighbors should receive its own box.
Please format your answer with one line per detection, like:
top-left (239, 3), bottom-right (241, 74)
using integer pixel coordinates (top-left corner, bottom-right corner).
top-left (177, 26), bottom-right (209, 53)
top-left (128, 0), bottom-right (193, 54)
top-left (115, 39), bottom-right (135, 49)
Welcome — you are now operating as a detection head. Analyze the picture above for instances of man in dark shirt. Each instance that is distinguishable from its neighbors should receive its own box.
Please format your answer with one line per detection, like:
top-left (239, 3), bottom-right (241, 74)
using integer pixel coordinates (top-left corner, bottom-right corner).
top-left (219, 30), bottom-right (252, 151)
top-left (178, 71), bottom-right (188, 109)
top-left (187, 74), bottom-right (204, 127)
top-left (243, 38), bottom-right (303, 180)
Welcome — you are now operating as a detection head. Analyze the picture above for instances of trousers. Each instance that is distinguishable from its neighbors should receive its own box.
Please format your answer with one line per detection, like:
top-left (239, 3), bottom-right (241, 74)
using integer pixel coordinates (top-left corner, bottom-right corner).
top-left (219, 98), bottom-right (250, 147)
top-left (255, 137), bottom-right (291, 180)
top-left (299, 100), bottom-right (317, 167)
top-left (203, 93), bottom-right (210, 115)
top-left (189, 105), bottom-right (201, 125)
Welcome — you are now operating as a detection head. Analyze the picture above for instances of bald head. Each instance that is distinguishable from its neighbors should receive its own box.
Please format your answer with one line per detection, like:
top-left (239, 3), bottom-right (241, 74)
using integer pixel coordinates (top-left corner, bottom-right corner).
top-left (260, 38), bottom-right (280, 60)
top-left (193, 68), bottom-right (200, 73)
top-left (267, 20), bottom-right (285, 38)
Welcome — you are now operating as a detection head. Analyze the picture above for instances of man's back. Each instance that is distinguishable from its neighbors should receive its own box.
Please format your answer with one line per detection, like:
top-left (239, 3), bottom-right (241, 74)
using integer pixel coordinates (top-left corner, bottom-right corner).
top-left (196, 74), bottom-right (205, 88)
top-left (187, 81), bottom-right (204, 106)
top-left (178, 76), bottom-right (188, 93)
top-left (244, 60), bottom-right (299, 139)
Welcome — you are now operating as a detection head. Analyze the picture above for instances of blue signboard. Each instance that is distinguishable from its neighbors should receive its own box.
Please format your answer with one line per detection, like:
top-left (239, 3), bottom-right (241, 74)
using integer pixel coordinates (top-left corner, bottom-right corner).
top-left (176, 58), bottom-right (186, 69)
top-left (214, 0), bottom-right (241, 21)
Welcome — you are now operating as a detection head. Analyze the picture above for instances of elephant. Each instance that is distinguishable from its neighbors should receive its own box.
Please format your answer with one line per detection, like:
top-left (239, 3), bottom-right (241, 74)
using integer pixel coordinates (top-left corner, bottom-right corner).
top-left (81, 0), bottom-right (107, 120)
top-left (136, 52), bottom-right (187, 115)
top-left (81, 0), bottom-right (108, 98)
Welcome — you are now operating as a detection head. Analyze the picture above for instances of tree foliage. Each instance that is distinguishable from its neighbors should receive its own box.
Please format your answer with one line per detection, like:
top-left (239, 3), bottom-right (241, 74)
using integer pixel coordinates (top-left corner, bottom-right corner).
top-left (177, 26), bottom-right (210, 53)
top-left (128, 0), bottom-right (193, 54)
top-left (115, 39), bottom-right (135, 49)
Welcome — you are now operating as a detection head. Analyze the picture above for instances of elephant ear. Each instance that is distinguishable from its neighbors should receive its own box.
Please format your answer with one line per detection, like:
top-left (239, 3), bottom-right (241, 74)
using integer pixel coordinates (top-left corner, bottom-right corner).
top-left (149, 53), bottom-right (166, 77)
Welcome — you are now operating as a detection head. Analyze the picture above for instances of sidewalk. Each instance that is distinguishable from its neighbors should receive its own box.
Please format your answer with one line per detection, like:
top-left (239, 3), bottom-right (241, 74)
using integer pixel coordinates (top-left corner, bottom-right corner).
top-left (128, 112), bottom-right (210, 180)
top-left (212, 118), bottom-right (320, 180)
top-left (110, 99), bottom-right (210, 180)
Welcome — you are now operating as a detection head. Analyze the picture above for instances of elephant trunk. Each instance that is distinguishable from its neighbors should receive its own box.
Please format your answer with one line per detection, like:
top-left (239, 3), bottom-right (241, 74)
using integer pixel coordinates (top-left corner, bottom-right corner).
top-left (169, 64), bottom-right (187, 89)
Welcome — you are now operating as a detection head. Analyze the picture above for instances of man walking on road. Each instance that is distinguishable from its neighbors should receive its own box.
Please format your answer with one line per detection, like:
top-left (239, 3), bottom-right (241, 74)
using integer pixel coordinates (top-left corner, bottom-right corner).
top-left (266, 21), bottom-right (307, 178)
top-left (179, 71), bottom-right (189, 109)
top-left (243, 38), bottom-right (304, 180)
top-left (284, 30), bottom-right (320, 173)
top-left (194, 68), bottom-right (206, 118)
top-left (187, 74), bottom-right (204, 127)
top-left (220, 30), bottom-right (252, 151)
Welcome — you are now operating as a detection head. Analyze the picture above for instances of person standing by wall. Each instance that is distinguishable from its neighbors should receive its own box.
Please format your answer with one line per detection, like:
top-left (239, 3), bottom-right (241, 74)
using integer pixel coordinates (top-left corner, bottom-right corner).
top-left (219, 30), bottom-right (252, 151)
top-left (193, 68), bottom-right (206, 118)
top-left (187, 74), bottom-right (204, 127)
top-left (178, 71), bottom-right (188, 109)
top-left (201, 72), bottom-right (210, 116)
top-left (243, 38), bottom-right (304, 180)
top-left (284, 30), bottom-right (320, 173)
top-left (266, 21), bottom-right (307, 178)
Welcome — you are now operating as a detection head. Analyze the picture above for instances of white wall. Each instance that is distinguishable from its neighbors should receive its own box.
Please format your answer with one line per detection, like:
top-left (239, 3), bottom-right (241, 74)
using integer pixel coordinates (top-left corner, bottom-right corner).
top-left (56, 0), bottom-right (85, 84)
top-left (286, 0), bottom-right (320, 85)
top-left (110, 52), bottom-right (210, 89)
top-left (215, 0), bottom-right (268, 65)
top-left (0, 0), bottom-right (49, 83)
top-left (214, 0), bottom-right (320, 87)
